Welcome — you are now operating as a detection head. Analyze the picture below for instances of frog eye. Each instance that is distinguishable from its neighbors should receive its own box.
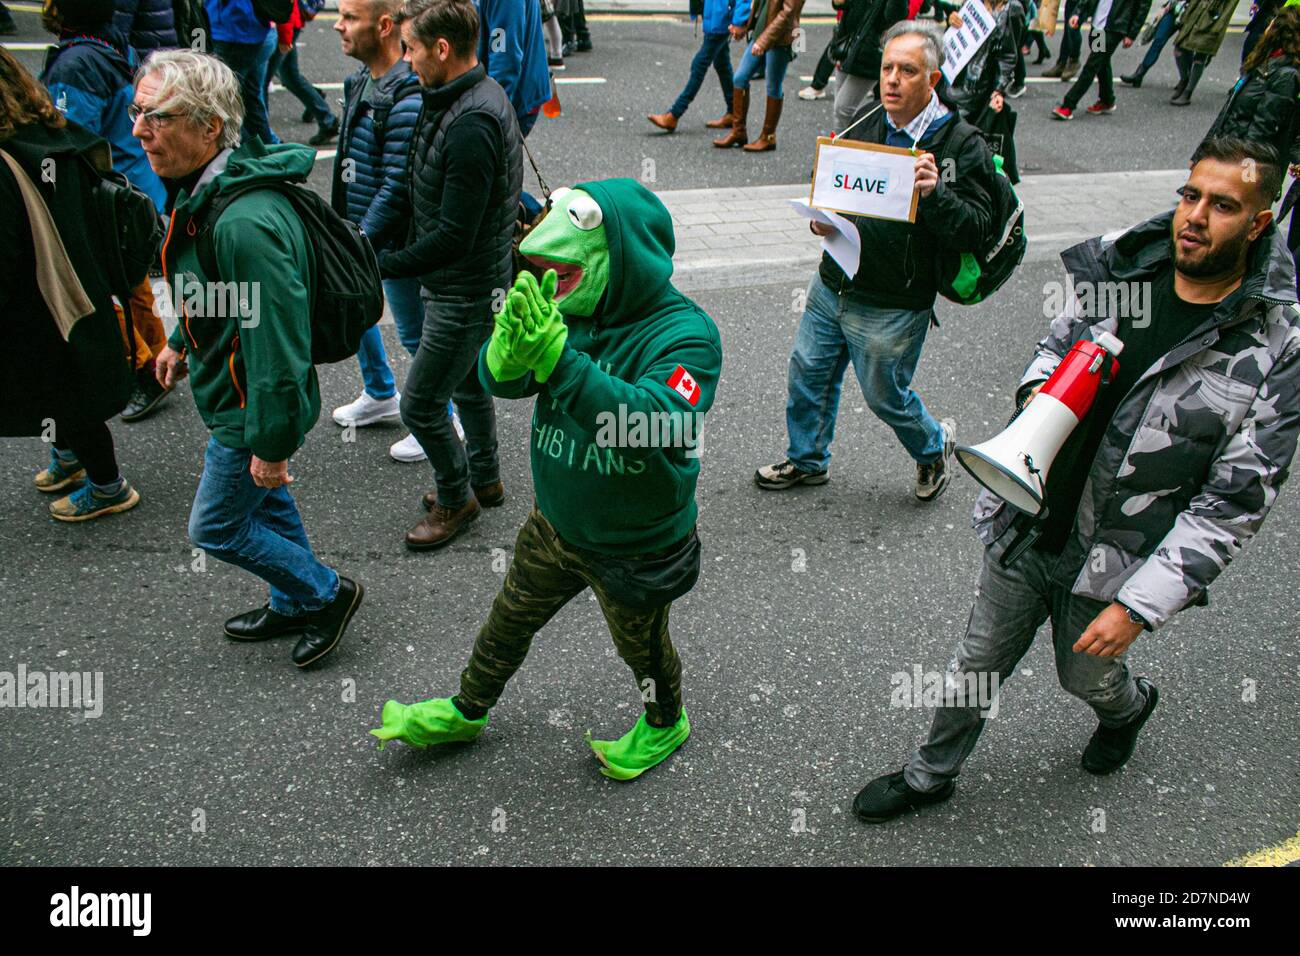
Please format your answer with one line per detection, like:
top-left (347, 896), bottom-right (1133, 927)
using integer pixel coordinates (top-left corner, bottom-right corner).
top-left (567, 194), bottom-right (603, 230)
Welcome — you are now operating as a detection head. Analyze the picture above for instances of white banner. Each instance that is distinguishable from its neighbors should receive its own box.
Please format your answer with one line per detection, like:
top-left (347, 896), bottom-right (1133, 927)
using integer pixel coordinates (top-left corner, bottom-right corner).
top-left (941, 0), bottom-right (998, 84)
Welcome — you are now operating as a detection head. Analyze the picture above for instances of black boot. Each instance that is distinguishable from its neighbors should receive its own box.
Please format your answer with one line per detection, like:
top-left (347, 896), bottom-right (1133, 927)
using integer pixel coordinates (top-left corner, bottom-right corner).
top-left (1081, 678), bottom-right (1159, 774)
top-left (292, 576), bottom-right (364, 667)
top-left (1171, 58), bottom-right (1207, 105)
top-left (853, 769), bottom-right (955, 823)
top-left (1120, 64), bottom-right (1148, 87)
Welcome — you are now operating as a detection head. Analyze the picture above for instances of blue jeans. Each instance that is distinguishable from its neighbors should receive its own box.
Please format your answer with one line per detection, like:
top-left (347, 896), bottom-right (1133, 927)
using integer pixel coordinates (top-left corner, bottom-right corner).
top-left (904, 530), bottom-right (1145, 793)
top-left (670, 30), bottom-right (734, 117)
top-left (266, 28), bottom-right (334, 128)
top-left (786, 274), bottom-right (943, 470)
top-left (187, 437), bottom-right (338, 617)
top-left (213, 34), bottom-right (279, 145)
top-left (357, 277), bottom-right (426, 400)
top-left (733, 42), bottom-right (792, 99)
top-left (1136, 7), bottom-right (1177, 73)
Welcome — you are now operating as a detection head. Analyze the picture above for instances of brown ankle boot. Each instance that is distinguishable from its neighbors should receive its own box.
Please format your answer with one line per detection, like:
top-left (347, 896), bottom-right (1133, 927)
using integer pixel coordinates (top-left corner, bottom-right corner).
top-left (423, 481), bottom-right (505, 511)
top-left (742, 95), bottom-right (783, 152)
top-left (712, 88), bottom-right (748, 148)
top-left (647, 111), bottom-right (678, 132)
top-left (704, 111), bottom-right (734, 129)
top-left (406, 498), bottom-right (480, 551)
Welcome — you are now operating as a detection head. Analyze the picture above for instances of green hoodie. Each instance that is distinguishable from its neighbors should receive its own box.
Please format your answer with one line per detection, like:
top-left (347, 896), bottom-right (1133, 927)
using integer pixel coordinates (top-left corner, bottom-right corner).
top-left (164, 140), bottom-right (320, 462)
top-left (479, 178), bottom-right (723, 555)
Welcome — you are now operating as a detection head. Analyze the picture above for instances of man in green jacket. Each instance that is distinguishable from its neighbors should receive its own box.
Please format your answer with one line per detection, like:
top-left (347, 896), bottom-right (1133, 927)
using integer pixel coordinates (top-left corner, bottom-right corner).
top-left (371, 179), bottom-right (723, 780)
top-left (137, 50), bottom-right (363, 668)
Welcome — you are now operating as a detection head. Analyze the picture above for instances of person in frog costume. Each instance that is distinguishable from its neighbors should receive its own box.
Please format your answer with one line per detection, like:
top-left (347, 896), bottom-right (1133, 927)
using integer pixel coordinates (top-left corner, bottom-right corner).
top-left (370, 179), bottom-right (723, 780)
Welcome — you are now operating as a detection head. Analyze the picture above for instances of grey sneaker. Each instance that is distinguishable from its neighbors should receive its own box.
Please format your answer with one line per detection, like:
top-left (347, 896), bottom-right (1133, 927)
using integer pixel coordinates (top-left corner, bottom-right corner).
top-left (754, 459), bottom-right (829, 490)
top-left (915, 419), bottom-right (956, 501)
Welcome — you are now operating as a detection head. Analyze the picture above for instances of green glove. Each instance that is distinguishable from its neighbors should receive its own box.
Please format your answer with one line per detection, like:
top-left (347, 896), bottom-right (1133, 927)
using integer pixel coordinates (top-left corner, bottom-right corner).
top-left (484, 298), bottom-right (530, 381)
top-left (510, 269), bottom-right (569, 383)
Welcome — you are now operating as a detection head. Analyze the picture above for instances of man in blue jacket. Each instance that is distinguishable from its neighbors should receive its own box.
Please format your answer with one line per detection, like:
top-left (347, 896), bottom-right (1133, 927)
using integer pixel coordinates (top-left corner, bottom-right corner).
top-left (205, 0), bottom-right (278, 144)
top-left (648, 0), bottom-right (750, 132)
top-left (328, 0), bottom-right (443, 464)
top-left (41, 0), bottom-right (167, 212)
top-left (475, 0), bottom-right (549, 137)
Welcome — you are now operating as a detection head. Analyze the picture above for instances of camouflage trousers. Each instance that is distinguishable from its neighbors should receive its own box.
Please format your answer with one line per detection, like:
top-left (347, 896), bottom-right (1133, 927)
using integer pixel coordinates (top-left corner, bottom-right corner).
top-left (457, 507), bottom-right (684, 727)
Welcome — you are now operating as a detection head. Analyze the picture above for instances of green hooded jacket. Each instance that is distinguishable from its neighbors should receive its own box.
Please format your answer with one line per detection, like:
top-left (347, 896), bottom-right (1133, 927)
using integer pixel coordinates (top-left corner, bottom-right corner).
top-left (479, 178), bottom-right (723, 555)
top-left (164, 139), bottom-right (319, 461)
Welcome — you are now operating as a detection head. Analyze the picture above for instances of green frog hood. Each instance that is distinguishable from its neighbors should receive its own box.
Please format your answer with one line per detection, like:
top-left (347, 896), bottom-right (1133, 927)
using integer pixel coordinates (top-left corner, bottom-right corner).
top-left (519, 178), bottom-right (676, 324)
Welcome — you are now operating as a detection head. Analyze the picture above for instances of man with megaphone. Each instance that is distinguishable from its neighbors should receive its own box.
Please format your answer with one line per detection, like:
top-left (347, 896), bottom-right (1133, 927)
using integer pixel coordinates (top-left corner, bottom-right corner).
top-left (853, 136), bottom-right (1300, 824)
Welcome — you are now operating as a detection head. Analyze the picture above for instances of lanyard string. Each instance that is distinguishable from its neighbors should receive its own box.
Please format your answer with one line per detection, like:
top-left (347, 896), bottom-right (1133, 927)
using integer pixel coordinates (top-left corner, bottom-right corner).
top-left (832, 94), bottom-right (940, 150)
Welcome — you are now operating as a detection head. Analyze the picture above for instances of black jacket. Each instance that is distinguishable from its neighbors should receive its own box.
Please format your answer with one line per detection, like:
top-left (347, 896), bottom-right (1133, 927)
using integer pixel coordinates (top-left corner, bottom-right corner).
top-left (948, 6), bottom-right (1018, 114)
top-left (838, 0), bottom-right (910, 78)
top-left (1077, 0), bottom-right (1153, 38)
top-left (0, 121), bottom-right (132, 436)
top-left (820, 92), bottom-right (997, 310)
top-left (1201, 55), bottom-right (1300, 170)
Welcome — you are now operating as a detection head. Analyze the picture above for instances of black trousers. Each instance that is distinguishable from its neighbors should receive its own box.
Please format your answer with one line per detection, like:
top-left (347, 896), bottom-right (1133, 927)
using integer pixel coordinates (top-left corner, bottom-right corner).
top-left (1063, 29), bottom-right (1123, 109)
top-left (54, 420), bottom-right (119, 485)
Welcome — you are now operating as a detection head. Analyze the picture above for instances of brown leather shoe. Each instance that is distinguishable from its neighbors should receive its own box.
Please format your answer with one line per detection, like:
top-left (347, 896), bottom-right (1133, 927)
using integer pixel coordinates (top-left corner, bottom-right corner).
top-left (647, 111), bottom-right (678, 132)
top-left (704, 111), bottom-right (735, 129)
top-left (423, 481), bottom-right (505, 511)
top-left (713, 88), bottom-right (748, 148)
top-left (406, 498), bottom-right (480, 551)
top-left (741, 95), bottom-right (782, 152)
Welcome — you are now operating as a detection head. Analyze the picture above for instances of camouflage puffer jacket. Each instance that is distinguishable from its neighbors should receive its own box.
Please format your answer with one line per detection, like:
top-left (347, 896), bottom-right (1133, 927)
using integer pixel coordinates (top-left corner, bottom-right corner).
top-left (973, 210), bottom-right (1300, 629)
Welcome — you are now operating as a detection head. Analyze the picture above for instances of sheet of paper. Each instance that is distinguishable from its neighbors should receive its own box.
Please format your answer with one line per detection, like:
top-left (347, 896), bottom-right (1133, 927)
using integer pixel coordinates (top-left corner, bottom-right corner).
top-left (788, 198), bottom-right (861, 279)
top-left (941, 0), bottom-right (997, 84)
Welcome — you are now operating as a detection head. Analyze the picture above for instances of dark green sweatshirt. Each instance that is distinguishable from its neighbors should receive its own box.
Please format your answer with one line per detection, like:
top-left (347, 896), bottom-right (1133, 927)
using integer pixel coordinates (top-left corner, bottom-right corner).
top-left (164, 140), bottom-right (320, 461)
top-left (479, 179), bottom-right (723, 555)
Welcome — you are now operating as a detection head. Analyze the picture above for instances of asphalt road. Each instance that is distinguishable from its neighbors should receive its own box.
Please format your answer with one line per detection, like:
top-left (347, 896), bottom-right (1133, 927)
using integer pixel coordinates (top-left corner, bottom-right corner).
top-left (0, 10), bottom-right (1296, 866)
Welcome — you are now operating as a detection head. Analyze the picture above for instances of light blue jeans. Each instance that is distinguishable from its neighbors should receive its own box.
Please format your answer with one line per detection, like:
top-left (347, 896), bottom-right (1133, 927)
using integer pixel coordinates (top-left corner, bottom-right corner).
top-left (786, 273), bottom-right (944, 470)
top-left (357, 277), bottom-right (425, 400)
top-left (733, 42), bottom-right (792, 99)
top-left (187, 437), bottom-right (339, 617)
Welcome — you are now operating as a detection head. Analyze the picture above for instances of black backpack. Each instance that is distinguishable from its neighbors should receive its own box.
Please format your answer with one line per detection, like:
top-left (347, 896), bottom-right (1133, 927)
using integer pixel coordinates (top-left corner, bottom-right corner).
top-left (934, 124), bottom-right (1027, 305)
top-left (196, 181), bottom-right (383, 364)
top-left (172, 0), bottom-right (211, 50)
top-left (82, 160), bottom-right (163, 300)
top-left (251, 0), bottom-right (296, 23)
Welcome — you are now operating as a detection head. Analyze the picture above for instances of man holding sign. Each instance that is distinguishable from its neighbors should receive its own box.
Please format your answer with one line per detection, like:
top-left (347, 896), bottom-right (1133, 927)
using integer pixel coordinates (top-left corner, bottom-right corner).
top-left (756, 22), bottom-right (998, 501)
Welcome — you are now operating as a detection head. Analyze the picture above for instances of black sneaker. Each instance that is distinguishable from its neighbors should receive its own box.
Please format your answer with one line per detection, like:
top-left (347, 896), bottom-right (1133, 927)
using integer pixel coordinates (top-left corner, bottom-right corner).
top-left (1006, 81), bottom-right (1026, 98)
top-left (292, 576), bottom-right (363, 668)
top-left (754, 459), bottom-right (830, 490)
top-left (120, 370), bottom-right (172, 422)
top-left (915, 418), bottom-right (956, 501)
top-left (1081, 677), bottom-right (1159, 775)
top-left (308, 118), bottom-right (340, 146)
top-left (853, 769), bottom-right (955, 823)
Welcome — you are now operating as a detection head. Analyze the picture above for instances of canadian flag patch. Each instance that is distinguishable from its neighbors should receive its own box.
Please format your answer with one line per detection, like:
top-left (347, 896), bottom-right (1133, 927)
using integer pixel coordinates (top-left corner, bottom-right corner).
top-left (666, 365), bottom-right (701, 406)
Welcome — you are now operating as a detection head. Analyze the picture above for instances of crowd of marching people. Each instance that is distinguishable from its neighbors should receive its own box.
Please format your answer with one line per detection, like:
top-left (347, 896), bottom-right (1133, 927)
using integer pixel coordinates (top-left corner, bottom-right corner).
top-left (3, 0), bottom-right (1299, 815)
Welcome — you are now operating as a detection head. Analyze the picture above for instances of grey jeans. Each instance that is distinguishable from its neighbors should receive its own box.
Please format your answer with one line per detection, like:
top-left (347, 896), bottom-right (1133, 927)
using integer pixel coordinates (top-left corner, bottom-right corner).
top-left (834, 69), bottom-right (876, 134)
top-left (904, 529), bottom-right (1147, 793)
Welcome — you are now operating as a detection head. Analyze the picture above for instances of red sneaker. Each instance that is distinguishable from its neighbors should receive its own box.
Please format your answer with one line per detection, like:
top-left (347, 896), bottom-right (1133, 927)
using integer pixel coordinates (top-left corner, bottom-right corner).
top-left (1086, 101), bottom-right (1118, 115)
top-left (1051, 106), bottom-right (1073, 121)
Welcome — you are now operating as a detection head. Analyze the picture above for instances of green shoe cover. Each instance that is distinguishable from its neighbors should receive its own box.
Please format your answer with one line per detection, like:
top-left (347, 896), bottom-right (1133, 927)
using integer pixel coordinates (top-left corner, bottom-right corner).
top-left (585, 709), bottom-right (690, 781)
top-left (369, 697), bottom-right (487, 750)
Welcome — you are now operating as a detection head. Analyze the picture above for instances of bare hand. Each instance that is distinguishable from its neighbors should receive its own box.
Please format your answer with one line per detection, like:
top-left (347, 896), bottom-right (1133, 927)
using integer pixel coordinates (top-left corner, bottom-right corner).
top-left (990, 90), bottom-right (1005, 112)
top-left (250, 456), bottom-right (293, 489)
top-left (1073, 603), bottom-right (1143, 657)
top-left (750, 40), bottom-right (766, 56)
top-left (1069, 15), bottom-right (1080, 28)
top-left (948, 12), bottom-right (963, 27)
top-left (729, 25), bottom-right (745, 40)
top-left (914, 151), bottom-right (939, 198)
top-left (1122, 37), bottom-right (1134, 48)
top-left (277, 42), bottom-right (292, 54)
top-left (155, 345), bottom-right (187, 389)
top-left (810, 220), bottom-right (836, 237)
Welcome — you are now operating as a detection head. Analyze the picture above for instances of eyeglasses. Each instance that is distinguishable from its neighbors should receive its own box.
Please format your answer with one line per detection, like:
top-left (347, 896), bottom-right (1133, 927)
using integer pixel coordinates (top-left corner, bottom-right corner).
top-left (127, 105), bottom-right (180, 129)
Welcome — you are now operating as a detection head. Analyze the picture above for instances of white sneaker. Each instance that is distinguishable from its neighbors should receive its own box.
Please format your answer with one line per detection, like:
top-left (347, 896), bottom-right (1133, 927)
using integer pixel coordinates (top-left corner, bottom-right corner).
top-left (389, 432), bottom-right (428, 463)
top-left (332, 390), bottom-right (401, 427)
top-left (797, 85), bottom-right (827, 101)
top-left (915, 418), bottom-right (957, 501)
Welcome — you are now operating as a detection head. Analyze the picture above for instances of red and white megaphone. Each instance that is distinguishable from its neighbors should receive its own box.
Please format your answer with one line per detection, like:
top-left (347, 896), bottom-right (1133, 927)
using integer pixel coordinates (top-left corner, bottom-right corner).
top-left (956, 331), bottom-right (1124, 517)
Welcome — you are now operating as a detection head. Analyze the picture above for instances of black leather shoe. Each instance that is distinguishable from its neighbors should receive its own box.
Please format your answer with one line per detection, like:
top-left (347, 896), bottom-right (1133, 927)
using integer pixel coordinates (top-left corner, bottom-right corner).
top-left (120, 371), bottom-right (171, 422)
top-left (1081, 677), bottom-right (1158, 775)
top-left (292, 576), bottom-right (364, 667)
top-left (853, 769), bottom-right (955, 823)
top-left (224, 605), bottom-right (310, 641)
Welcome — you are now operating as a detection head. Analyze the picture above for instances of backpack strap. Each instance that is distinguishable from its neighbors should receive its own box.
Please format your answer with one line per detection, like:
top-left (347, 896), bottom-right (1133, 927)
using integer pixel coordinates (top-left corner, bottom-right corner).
top-left (193, 182), bottom-right (281, 282)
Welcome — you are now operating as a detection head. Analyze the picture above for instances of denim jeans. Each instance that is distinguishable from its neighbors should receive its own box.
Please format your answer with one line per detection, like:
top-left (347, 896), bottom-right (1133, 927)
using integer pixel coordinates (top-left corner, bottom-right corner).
top-left (265, 28), bottom-right (334, 128)
top-left (1135, 7), bottom-right (1177, 73)
top-left (733, 42), bottom-right (792, 99)
top-left (903, 530), bottom-right (1146, 793)
top-left (187, 436), bottom-right (339, 617)
top-left (1055, 0), bottom-right (1082, 63)
top-left (357, 277), bottom-right (426, 400)
top-left (213, 34), bottom-right (278, 145)
top-left (399, 291), bottom-right (500, 508)
top-left (670, 30), bottom-right (734, 118)
top-left (786, 274), bottom-right (944, 471)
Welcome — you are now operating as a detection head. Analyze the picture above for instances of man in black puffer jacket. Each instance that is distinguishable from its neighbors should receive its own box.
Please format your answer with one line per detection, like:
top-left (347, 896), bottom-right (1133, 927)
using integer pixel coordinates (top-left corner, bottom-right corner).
top-left (112, 0), bottom-right (178, 55)
top-left (379, 0), bottom-right (523, 552)
top-left (1052, 0), bottom-right (1152, 119)
top-left (833, 0), bottom-right (909, 133)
